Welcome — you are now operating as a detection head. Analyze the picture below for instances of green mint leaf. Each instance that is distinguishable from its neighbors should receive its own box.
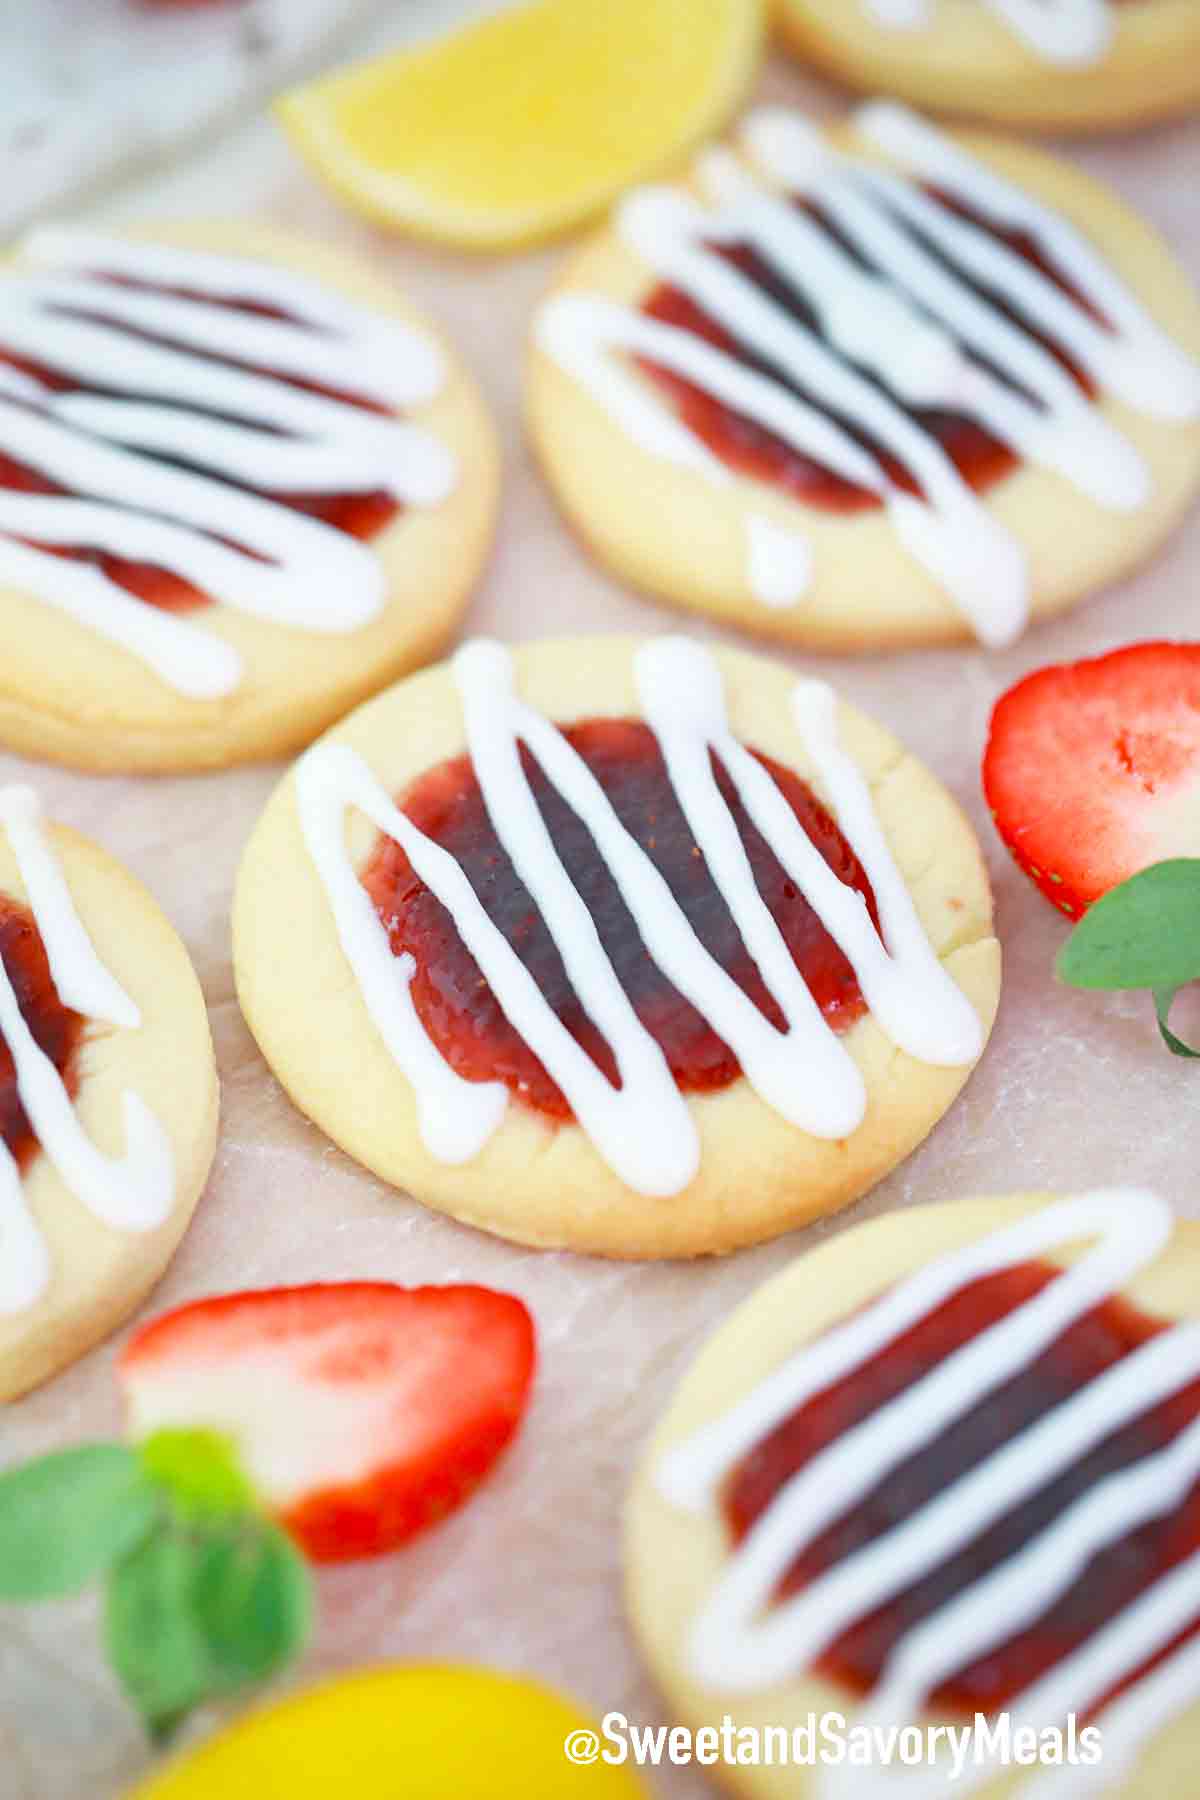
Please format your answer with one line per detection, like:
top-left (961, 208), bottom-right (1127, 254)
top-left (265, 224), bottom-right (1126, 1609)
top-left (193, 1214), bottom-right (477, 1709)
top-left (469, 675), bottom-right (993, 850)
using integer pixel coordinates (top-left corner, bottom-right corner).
top-left (1057, 859), bottom-right (1200, 993)
top-left (104, 1526), bottom-right (213, 1743)
top-left (105, 1514), bottom-right (313, 1741)
top-left (0, 1446), bottom-right (160, 1600)
top-left (138, 1428), bottom-right (256, 1520)
top-left (1155, 987), bottom-right (1200, 1059)
top-left (189, 1518), bottom-right (313, 1689)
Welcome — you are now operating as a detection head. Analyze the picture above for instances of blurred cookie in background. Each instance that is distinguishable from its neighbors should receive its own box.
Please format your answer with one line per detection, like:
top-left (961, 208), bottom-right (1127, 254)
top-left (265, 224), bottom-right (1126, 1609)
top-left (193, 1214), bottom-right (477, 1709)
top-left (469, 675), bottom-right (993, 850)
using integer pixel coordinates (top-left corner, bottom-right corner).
top-left (0, 221), bottom-right (499, 771)
top-left (775, 0), bottom-right (1200, 135)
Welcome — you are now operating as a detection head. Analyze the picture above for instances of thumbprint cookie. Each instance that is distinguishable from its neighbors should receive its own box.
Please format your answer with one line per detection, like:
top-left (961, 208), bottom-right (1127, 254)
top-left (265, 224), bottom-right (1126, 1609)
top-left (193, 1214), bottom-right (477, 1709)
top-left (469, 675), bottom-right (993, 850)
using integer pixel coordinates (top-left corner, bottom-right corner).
top-left (776, 0), bottom-right (1200, 135)
top-left (529, 103), bottom-right (1200, 653)
top-left (233, 635), bottom-right (998, 1259)
top-left (0, 787), bottom-right (217, 1400)
top-left (0, 223), bottom-right (498, 772)
top-left (628, 1186), bottom-right (1200, 1797)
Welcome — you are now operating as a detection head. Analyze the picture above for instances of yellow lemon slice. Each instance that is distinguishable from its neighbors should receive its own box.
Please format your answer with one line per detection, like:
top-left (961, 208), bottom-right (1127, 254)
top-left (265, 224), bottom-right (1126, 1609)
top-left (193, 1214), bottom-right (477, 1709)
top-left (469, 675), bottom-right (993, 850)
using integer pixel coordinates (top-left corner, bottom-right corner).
top-left (276, 0), bottom-right (765, 248)
top-left (127, 1665), bottom-right (652, 1799)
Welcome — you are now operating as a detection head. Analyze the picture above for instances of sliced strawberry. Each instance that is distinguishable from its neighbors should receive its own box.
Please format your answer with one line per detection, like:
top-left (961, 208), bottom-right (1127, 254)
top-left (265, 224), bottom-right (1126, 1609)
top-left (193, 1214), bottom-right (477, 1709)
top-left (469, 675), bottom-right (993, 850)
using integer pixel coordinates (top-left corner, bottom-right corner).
top-left (118, 1283), bottom-right (536, 1564)
top-left (983, 642), bottom-right (1200, 920)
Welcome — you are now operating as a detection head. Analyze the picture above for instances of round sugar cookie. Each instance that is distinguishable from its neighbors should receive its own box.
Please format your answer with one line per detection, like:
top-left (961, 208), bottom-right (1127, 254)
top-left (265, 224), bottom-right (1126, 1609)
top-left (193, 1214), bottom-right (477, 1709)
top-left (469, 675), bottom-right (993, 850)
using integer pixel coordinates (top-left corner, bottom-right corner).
top-left (0, 787), bottom-right (218, 1401)
top-left (233, 633), bottom-right (999, 1260)
top-left (626, 1186), bottom-right (1200, 1798)
top-left (776, 0), bottom-right (1200, 135)
top-left (0, 221), bottom-right (499, 773)
top-left (528, 102), bottom-right (1200, 654)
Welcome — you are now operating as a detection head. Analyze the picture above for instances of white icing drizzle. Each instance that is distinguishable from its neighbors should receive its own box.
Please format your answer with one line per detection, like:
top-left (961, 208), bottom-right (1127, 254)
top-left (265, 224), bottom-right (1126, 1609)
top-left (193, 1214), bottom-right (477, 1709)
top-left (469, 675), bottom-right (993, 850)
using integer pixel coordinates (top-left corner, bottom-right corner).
top-left (0, 228), bottom-right (457, 698)
top-left (0, 787), bottom-right (174, 1317)
top-left (296, 636), bottom-right (980, 1195)
top-left (747, 514), bottom-right (813, 608)
top-left (656, 1188), bottom-right (1200, 1797)
top-left (535, 103), bottom-right (1200, 646)
top-left (863, 0), bottom-right (1113, 68)
top-left (855, 102), bottom-right (1200, 424)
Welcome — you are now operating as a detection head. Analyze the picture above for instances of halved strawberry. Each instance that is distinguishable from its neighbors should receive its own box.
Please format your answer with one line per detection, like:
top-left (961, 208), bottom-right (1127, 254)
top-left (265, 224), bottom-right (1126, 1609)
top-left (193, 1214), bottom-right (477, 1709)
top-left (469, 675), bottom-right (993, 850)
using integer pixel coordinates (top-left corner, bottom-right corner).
top-left (983, 642), bottom-right (1200, 920)
top-left (118, 1283), bottom-right (536, 1564)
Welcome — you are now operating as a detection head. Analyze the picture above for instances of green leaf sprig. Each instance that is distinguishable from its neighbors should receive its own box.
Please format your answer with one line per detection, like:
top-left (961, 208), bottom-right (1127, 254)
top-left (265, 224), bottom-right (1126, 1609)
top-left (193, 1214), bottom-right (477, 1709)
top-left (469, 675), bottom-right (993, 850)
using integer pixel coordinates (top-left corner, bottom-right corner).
top-left (1056, 858), bottom-right (1200, 1059)
top-left (0, 1431), bottom-right (312, 1742)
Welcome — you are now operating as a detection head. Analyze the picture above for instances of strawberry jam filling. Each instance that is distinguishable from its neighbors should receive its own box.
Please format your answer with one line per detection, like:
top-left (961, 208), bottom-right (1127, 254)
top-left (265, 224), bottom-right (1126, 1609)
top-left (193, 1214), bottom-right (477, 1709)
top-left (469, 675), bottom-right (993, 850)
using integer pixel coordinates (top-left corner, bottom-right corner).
top-left (0, 897), bottom-right (84, 1169)
top-left (639, 192), bottom-right (1102, 513)
top-left (362, 719), bottom-right (878, 1118)
top-left (0, 284), bottom-right (398, 614)
top-left (724, 1262), bottom-right (1200, 1717)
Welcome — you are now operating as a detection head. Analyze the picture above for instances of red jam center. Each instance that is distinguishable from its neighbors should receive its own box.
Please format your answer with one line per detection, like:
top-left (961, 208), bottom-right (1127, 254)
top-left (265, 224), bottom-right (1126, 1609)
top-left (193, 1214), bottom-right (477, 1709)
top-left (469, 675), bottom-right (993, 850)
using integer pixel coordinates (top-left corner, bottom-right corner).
top-left (0, 897), bottom-right (84, 1169)
top-left (0, 282), bottom-right (398, 614)
top-left (639, 190), bottom-right (1103, 513)
top-left (724, 1261), bottom-right (1200, 1717)
top-left (362, 718), bottom-right (877, 1118)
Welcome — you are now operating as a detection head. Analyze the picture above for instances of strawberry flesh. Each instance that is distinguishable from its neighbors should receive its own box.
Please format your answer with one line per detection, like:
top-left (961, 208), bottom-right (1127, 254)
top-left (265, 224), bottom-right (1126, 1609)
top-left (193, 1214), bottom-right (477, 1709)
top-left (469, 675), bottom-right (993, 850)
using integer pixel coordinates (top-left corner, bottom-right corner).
top-left (983, 642), bottom-right (1200, 919)
top-left (118, 1283), bottom-right (536, 1564)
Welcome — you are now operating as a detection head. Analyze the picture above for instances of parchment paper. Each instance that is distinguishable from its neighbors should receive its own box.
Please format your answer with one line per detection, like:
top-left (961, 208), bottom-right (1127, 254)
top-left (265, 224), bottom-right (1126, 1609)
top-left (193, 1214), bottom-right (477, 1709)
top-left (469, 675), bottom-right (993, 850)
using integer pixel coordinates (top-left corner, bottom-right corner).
top-left (1, 16), bottom-right (1199, 1798)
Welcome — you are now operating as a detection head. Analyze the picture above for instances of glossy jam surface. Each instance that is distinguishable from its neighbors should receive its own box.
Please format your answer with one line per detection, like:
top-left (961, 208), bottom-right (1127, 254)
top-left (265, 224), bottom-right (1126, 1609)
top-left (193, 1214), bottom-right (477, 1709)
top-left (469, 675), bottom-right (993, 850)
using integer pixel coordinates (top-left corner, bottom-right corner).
top-left (0, 896), bottom-right (84, 1169)
top-left (0, 281), bottom-right (398, 614)
top-left (362, 718), bottom-right (877, 1118)
top-left (639, 190), bottom-right (1101, 514)
top-left (724, 1261), bottom-right (1200, 1716)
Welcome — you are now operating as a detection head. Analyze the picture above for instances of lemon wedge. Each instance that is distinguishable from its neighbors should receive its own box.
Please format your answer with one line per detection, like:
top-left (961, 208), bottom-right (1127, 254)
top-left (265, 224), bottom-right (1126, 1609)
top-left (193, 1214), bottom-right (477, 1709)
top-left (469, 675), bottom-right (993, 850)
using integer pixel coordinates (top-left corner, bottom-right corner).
top-left (276, 0), bottom-right (765, 248)
top-left (127, 1666), bottom-right (652, 1799)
